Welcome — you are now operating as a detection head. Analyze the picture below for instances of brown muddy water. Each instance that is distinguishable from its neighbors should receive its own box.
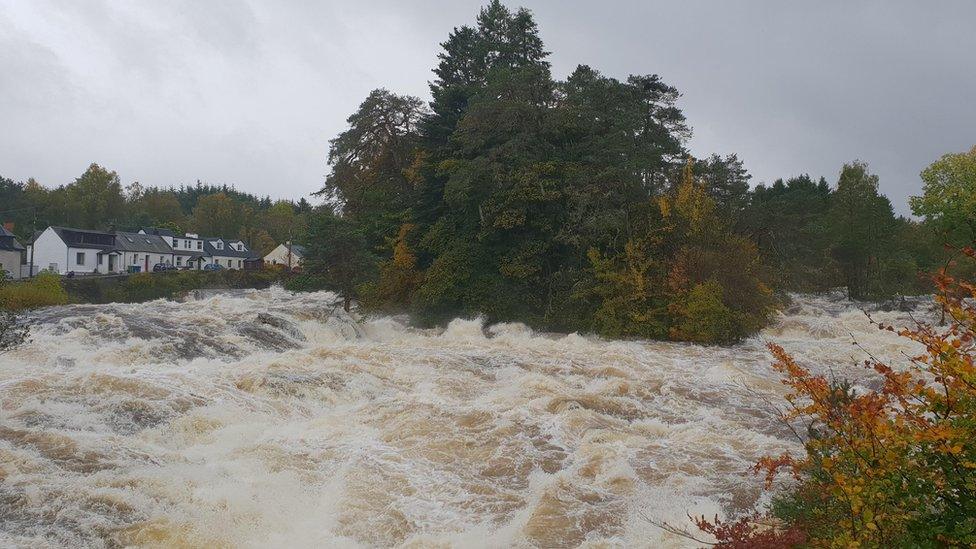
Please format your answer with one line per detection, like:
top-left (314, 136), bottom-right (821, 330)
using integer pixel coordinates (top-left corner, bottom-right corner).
top-left (0, 288), bottom-right (929, 547)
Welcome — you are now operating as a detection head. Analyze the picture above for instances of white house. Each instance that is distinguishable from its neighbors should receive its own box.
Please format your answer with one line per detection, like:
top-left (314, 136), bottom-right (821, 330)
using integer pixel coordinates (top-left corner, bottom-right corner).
top-left (152, 231), bottom-right (206, 270)
top-left (27, 226), bottom-right (122, 275)
top-left (264, 242), bottom-right (305, 269)
top-left (115, 231), bottom-right (175, 272)
top-left (203, 238), bottom-right (256, 270)
top-left (0, 226), bottom-right (25, 279)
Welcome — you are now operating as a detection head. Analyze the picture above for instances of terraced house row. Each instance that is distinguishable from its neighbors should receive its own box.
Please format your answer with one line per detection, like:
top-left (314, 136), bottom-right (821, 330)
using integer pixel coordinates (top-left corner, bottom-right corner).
top-left (24, 226), bottom-right (260, 276)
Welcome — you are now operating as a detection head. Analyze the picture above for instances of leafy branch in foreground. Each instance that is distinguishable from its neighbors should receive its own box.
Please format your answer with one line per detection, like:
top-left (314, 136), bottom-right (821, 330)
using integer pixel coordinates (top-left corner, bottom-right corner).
top-left (692, 247), bottom-right (976, 547)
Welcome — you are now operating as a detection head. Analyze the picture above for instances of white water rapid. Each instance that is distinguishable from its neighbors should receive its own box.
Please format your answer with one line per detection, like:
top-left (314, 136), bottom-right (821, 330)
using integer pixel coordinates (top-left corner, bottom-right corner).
top-left (0, 288), bottom-right (930, 547)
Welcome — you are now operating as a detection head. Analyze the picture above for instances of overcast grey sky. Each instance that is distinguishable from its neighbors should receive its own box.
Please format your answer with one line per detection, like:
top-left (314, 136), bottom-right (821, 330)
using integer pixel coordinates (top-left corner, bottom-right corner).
top-left (2, 1), bottom-right (974, 213)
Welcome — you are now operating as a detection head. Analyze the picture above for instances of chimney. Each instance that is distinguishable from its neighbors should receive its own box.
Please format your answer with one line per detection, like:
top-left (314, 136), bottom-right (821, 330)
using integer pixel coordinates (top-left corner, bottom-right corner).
top-left (2, 221), bottom-right (13, 232)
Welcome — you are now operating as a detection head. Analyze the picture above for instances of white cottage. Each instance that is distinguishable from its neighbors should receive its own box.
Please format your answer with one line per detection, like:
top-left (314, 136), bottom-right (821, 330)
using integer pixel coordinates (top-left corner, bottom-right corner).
top-left (27, 226), bottom-right (122, 275)
top-left (146, 230), bottom-right (206, 270)
top-left (203, 238), bottom-right (255, 270)
top-left (263, 242), bottom-right (305, 269)
top-left (115, 231), bottom-right (175, 272)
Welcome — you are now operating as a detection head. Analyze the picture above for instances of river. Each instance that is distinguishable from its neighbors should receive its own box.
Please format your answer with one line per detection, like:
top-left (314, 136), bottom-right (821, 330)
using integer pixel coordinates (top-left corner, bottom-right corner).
top-left (0, 288), bottom-right (928, 547)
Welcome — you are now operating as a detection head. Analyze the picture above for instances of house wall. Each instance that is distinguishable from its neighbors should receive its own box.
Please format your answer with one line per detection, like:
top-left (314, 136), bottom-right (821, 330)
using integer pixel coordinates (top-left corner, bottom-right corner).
top-left (28, 228), bottom-right (68, 274)
top-left (263, 244), bottom-right (302, 267)
top-left (93, 251), bottom-right (122, 274)
top-left (65, 247), bottom-right (107, 274)
top-left (208, 255), bottom-right (244, 270)
top-left (0, 249), bottom-right (22, 279)
top-left (121, 251), bottom-right (174, 272)
top-left (174, 254), bottom-right (203, 269)
top-left (171, 237), bottom-right (203, 254)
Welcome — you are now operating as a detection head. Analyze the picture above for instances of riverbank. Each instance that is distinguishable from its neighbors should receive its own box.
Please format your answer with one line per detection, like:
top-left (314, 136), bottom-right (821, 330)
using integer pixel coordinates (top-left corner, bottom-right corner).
top-left (0, 269), bottom-right (292, 311)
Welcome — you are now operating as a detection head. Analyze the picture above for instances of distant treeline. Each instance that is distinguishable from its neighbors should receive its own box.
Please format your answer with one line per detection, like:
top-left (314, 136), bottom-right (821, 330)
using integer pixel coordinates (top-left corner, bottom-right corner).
top-left (0, 168), bottom-right (312, 256)
top-left (298, 0), bottom-right (975, 343)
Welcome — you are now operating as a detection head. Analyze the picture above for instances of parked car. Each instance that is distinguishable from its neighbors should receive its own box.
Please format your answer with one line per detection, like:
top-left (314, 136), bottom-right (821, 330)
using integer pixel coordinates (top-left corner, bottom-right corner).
top-left (203, 263), bottom-right (224, 271)
top-left (152, 263), bottom-right (178, 272)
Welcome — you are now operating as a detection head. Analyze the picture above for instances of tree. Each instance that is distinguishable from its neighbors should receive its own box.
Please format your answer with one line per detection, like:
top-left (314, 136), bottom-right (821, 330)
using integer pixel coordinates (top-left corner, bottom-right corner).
top-left (695, 153), bottom-right (751, 227)
top-left (318, 89), bottom-right (428, 250)
top-left (743, 175), bottom-right (835, 291)
top-left (191, 192), bottom-right (245, 237)
top-left (363, 223), bottom-right (424, 311)
top-left (264, 201), bottom-right (298, 244)
top-left (128, 188), bottom-right (185, 229)
top-left (303, 207), bottom-right (377, 311)
top-left (826, 162), bottom-right (899, 299)
top-left (911, 145), bottom-right (976, 245)
top-left (66, 163), bottom-right (125, 229)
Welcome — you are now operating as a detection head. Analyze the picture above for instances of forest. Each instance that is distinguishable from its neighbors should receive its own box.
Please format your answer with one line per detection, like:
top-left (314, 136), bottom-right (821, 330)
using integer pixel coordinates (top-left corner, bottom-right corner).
top-left (301, 0), bottom-right (974, 344)
top-left (0, 167), bottom-right (312, 257)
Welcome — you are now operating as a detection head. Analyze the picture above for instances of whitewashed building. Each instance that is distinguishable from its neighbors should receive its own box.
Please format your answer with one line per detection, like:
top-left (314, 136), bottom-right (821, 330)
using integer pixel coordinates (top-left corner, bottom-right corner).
top-left (115, 231), bottom-right (174, 272)
top-left (263, 242), bottom-right (305, 269)
top-left (204, 238), bottom-right (255, 270)
top-left (154, 231), bottom-right (206, 270)
top-left (26, 227), bottom-right (122, 275)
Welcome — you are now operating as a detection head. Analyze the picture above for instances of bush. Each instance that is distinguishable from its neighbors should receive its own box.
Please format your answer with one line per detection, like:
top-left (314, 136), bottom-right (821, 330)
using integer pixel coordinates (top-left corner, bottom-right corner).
top-left (283, 273), bottom-right (328, 293)
top-left (698, 247), bottom-right (976, 546)
top-left (669, 280), bottom-right (737, 344)
top-left (0, 272), bottom-right (69, 311)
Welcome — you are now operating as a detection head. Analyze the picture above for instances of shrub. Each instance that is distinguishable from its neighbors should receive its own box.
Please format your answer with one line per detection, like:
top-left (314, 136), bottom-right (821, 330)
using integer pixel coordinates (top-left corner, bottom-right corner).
top-left (698, 247), bottom-right (976, 546)
top-left (669, 280), bottom-right (737, 344)
top-left (0, 272), bottom-right (69, 311)
top-left (283, 273), bottom-right (328, 293)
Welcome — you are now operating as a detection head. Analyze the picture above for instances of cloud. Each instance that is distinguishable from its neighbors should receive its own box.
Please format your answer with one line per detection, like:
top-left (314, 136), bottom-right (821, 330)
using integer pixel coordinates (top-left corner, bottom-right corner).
top-left (1, 0), bottom-right (973, 213)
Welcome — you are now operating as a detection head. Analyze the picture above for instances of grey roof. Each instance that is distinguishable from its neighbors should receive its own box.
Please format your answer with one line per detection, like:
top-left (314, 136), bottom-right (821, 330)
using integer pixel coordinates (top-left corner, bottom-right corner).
top-left (50, 227), bottom-right (116, 250)
top-left (203, 238), bottom-right (258, 259)
top-left (114, 231), bottom-right (174, 254)
top-left (0, 226), bottom-right (25, 251)
top-left (175, 250), bottom-right (207, 258)
top-left (287, 244), bottom-right (306, 256)
top-left (140, 226), bottom-right (175, 237)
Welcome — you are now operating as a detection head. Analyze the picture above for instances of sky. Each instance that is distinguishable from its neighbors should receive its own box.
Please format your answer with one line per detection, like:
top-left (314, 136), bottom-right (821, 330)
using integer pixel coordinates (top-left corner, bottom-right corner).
top-left (1, 1), bottom-right (974, 214)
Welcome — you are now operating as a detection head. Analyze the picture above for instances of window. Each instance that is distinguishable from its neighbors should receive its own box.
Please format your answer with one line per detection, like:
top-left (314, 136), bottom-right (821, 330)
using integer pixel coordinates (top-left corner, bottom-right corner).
top-left (197, 241), bottom-right (202, 250)
top-left (176, 256), bottom-right (182, 266)
top-left (237, 260), bottom-right (242, 269)
top-left (76, 252), bottom-right (85, 265)
top-left (133, 254), bottom-right (139, 264)
top-left (173, 239), bottom-right (180, 248)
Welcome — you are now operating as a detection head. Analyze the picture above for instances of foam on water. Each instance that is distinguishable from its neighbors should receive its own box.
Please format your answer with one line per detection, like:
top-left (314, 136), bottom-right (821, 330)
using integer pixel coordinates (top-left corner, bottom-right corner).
top-left (0, 289), bottom-right (930, 547)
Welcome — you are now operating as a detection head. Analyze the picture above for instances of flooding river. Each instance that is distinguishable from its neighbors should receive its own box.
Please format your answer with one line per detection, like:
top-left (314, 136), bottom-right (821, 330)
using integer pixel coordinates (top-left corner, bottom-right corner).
top-left (0, 288), bottom-right (927, 547)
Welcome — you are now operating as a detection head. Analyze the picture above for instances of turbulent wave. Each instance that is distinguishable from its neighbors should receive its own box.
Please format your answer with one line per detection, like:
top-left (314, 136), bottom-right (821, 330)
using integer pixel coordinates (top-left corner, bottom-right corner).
top-left (0, 288), bottom-right (931, 547)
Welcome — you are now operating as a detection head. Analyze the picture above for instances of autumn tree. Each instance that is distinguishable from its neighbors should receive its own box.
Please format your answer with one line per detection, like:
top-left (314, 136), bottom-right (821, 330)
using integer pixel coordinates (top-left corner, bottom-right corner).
top-left (911, 145), bottom-right (976, 246)
top-left (749, 250), bottom-right (976, 546)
